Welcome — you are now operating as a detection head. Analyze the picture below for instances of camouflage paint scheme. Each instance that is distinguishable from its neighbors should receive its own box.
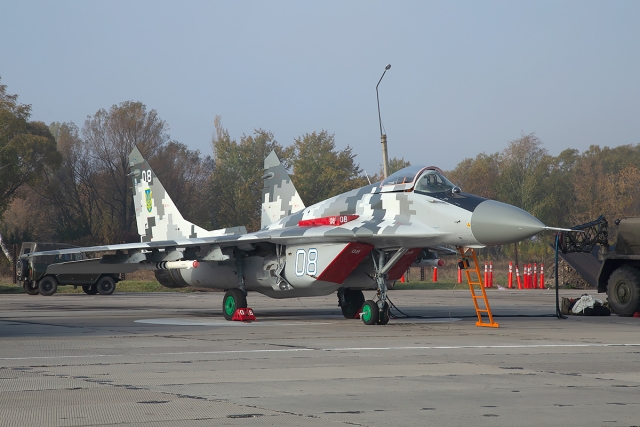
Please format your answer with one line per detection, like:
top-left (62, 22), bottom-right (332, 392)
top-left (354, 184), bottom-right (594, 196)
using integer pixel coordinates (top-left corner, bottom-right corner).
top-left (28, 147), bottom-right (547, 300)
top-left (130, 146), bottom-right (247, 241)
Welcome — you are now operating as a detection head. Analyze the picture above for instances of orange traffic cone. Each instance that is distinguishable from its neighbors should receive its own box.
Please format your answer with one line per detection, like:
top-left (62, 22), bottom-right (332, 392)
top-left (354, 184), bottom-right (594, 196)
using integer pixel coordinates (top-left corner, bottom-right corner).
top-left (508, 262), bottom-right (513, 289)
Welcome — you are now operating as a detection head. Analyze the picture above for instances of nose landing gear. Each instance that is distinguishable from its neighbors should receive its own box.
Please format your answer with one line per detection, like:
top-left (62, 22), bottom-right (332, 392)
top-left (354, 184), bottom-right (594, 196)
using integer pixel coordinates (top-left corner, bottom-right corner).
top-left (361, 248), bottom-right (408, 326)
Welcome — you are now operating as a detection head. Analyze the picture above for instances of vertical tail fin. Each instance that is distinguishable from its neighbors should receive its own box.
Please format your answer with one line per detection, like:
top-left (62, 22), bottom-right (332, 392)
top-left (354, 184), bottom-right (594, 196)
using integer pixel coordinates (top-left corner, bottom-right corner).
top-left (261, 150), bottom-right (305, 229)
top-left (129, 146), bottom-right (246, 242)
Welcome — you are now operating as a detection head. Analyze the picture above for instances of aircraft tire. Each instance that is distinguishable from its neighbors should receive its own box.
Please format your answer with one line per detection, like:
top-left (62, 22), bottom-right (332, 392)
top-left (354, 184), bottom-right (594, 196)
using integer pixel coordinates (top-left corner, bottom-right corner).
top-left (378, 302), bottom-right (390, 325)
top-left (23, 281), bottom-right (40, 295)
top-left (38, 276), bottom-right (58, 296)
top-left (607, 266), bottom-right (640, 316)
top-left (341, 289), bottom-right (365, 319)
top-left (361, 300), bottom-right (379, 325)
top-left (223, 289), bottom-right (247, 321)
top-left (82, 284), bottom-right (98, 295)
top-left (97, 276), bottom-right (116, 295)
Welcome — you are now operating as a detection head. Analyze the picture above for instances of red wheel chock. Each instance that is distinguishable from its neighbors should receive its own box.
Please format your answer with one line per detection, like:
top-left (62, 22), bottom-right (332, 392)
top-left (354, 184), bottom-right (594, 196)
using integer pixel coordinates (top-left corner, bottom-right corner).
top-left (232, 308), bottom-right (257, 322)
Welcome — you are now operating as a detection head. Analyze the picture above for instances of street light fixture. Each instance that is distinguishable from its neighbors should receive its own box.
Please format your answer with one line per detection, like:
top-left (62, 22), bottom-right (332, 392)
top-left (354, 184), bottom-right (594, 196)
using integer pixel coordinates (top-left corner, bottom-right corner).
top-left (376, 64), bottom-right (391, 178)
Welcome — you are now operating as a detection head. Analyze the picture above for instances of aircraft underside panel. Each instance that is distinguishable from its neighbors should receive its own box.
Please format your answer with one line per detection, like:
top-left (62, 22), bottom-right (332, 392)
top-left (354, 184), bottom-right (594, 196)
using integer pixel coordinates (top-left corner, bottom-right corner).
top-left (283, 242), bottom-right (374, 287)
top-left (153, 243), bottom-right (376, 298)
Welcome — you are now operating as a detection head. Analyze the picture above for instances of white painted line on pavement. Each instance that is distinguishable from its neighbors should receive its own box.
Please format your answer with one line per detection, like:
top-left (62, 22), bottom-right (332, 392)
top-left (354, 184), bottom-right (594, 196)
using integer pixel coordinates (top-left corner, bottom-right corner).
top-left (2, 343), bottom-right (640, 361)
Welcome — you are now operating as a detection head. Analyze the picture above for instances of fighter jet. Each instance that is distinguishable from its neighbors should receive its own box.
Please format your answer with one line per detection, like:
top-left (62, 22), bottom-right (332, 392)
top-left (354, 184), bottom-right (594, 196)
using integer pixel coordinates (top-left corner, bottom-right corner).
top-left (29, 146), bottom-right (554, 325)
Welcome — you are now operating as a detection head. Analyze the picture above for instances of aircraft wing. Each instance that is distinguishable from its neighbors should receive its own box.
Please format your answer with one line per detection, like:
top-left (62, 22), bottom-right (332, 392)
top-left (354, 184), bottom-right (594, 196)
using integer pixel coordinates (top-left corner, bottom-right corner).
top-left (26, 220), bottom-right (450, 259)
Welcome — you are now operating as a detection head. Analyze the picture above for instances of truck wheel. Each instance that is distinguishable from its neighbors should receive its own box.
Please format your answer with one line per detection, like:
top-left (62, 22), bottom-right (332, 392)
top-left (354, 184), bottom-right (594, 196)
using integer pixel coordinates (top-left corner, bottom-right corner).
top-left (82, 284), bottom-right (98, 295)
top-left (23, 281), bottom-right (40, 295)
top-left (607, 266), bottom-right (640, 316)
top-left (38, 277), bottom-right (58, 296)
top-left (222, 289), bottom-right (247, 321)
top-left (97, 276), bottom-right (116, 295)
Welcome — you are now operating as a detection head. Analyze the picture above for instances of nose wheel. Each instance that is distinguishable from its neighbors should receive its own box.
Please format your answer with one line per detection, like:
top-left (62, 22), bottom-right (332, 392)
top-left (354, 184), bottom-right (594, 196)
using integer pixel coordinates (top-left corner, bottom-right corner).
top-left (361, 300), bottom-right (390, 325)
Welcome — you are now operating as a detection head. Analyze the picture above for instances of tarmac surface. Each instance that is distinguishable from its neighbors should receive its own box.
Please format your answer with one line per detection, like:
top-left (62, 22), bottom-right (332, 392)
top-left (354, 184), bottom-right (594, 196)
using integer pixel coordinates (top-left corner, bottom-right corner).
top-left (1, 288), bottom-right (639, 427)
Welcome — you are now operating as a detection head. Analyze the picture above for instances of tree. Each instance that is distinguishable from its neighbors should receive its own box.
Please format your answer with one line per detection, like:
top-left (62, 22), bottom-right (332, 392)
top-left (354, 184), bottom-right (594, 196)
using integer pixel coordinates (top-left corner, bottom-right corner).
top-left (0, 78), bottom-right (61, 214)
top-left (291, 131), bottom-right (368, 206)
top-left (377, 157), bottom-right (411, 179)
top-left (495, 133), bottom-right (549, 215)
top-left (447, 152), bottom-right (500, 199)
top-left (0, 78), bottom-right (61, 261)
top-left (38, 122), bottom-right (101, 243)
top-left (210, 117), bottom-right (291, 231)
top-left (82, 101), bottom-right (169, 242)
top-left (150, 141), bottom-right (214, 230)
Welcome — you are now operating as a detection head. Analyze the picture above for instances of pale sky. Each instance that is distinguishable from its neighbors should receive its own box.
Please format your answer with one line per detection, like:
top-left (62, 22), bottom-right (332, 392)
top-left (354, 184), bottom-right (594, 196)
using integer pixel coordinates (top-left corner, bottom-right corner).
top-left (1, 0), bottom-right (639, 173)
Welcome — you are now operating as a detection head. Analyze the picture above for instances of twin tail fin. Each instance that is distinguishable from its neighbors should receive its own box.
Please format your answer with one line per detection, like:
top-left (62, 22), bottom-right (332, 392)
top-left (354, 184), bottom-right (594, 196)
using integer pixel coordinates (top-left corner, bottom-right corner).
top-left (129, 146), bottom-right (246, 242)
top-left (261, 150), bottom-right (305, 229)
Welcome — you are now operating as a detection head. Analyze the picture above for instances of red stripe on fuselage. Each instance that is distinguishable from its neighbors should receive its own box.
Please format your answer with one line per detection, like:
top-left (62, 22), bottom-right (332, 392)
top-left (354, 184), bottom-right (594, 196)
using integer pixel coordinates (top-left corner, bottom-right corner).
top-left (386, 248), bottom-right (422, 281)
top-left (316, 242), bottom-right (374, 284)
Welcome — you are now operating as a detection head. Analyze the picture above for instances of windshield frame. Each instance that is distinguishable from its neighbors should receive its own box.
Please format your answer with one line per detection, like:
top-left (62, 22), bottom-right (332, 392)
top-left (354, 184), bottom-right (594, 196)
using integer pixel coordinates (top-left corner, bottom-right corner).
top-left (413, 168), bottom-right (456, 195)
top-left (379, 165), bottom-right (447, 193)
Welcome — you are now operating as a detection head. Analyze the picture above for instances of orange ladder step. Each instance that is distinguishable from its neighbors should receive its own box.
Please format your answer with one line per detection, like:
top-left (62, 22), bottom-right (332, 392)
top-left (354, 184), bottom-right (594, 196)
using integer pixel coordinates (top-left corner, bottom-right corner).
top-left (456, 247), bottom-right (499, 328)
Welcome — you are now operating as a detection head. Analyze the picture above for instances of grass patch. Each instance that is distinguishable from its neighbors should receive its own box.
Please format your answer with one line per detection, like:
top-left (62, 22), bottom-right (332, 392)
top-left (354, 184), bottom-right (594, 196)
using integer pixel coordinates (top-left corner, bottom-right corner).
top-left (113, 281), bottom-right (194, 293)
top-left (0, 284), bottom-right (27, 294)
top-left (392, 280), bottom-right (468, 290)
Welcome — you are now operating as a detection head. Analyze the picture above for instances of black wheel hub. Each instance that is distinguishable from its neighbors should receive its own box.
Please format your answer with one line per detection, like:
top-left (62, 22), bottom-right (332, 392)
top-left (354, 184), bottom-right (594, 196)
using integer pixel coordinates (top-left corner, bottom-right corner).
top-left (615, 281), bottom-right (630, 304)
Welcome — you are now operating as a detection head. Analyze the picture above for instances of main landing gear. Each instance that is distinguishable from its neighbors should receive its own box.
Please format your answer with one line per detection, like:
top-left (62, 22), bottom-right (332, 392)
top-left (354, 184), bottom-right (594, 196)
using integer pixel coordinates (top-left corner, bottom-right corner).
top-left (222, 289), bottom-right (247, 321)
top-left (338, 288), bottom-right (365, 319)
top-left (222, 249), bottom-right (249, 321)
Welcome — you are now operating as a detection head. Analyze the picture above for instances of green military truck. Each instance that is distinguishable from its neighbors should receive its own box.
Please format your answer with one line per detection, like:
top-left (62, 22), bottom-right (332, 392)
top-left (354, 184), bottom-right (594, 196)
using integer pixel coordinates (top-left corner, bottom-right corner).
top-left (597, 217), bottom-right (640, 316)
top-left (15, 242), bottom-right (119, 296)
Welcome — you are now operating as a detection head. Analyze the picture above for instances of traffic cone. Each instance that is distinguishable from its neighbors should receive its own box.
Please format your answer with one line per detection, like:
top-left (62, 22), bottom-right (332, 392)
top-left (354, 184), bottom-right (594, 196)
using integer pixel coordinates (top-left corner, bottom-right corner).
top-left (516, 265), bottom-right (522, 289)
top-left (508, 262), bottom-right (513, 289)
top-left (533, 263), bottom-right (538, 290)
top-left (457, 264), bottom-right (462, 284)
top-left (432, 267), bottom-right (438, 282)
top-left (540, 263), bottom-right (545, 289)
top-left (489, 262), bottom-right (494, 288)
top-left (484, 262), bottom-right (488, 288)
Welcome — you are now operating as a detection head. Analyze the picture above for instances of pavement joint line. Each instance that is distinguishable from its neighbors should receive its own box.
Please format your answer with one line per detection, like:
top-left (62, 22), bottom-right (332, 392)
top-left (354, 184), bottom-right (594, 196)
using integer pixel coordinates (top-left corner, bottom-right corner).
top-left (2, 343), bottom-right (640, 361)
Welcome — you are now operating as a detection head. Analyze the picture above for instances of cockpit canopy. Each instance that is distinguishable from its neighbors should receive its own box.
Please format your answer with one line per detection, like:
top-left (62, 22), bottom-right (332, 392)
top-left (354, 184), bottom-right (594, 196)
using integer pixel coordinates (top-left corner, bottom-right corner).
top-left (379, 165), bottom-right (457, 194)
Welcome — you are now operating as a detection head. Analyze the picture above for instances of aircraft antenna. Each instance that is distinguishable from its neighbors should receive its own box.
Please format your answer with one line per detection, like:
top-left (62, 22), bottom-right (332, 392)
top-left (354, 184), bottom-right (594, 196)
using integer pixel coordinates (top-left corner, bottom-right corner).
top-left (376, 64), bottom-right (391, 178)
top-left (363, 170), bottom-right (372, 185)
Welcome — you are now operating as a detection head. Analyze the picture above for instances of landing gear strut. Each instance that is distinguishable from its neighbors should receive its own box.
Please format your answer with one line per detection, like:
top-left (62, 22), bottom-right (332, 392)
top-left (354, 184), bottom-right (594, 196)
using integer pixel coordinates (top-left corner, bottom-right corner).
top-left (362, 248), bottom-right (408, 326)
top-left (222, 249), bottom-right (248, 321)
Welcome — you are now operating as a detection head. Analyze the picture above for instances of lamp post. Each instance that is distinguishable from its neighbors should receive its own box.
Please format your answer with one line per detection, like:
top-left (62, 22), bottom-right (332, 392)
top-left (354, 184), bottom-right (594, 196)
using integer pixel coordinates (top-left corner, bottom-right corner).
top-left (376, 64), bottom-right (391, 178)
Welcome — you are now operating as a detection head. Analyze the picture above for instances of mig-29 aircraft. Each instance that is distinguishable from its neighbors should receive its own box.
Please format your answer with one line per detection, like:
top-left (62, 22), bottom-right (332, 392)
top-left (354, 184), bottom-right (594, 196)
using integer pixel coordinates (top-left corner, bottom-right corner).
top-left (29, 146), bottom-right (556, 325)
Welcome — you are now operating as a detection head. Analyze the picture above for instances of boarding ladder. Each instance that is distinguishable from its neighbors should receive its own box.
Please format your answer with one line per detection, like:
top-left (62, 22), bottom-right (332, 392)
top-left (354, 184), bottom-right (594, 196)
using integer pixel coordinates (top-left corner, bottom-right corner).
top-left (456, 247), bottom-right (499, 328)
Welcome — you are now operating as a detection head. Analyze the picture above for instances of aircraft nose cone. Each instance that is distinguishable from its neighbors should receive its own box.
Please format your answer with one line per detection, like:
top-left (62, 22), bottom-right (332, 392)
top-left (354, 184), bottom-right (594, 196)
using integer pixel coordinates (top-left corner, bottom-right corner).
top-left (470, 200), bottom-right (545, 245)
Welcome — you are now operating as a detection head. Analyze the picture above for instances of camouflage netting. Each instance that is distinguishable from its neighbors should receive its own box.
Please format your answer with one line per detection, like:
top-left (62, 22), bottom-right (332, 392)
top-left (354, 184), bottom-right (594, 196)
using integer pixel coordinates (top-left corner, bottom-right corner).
top-left (546, 260), bottom-right (592, 289)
